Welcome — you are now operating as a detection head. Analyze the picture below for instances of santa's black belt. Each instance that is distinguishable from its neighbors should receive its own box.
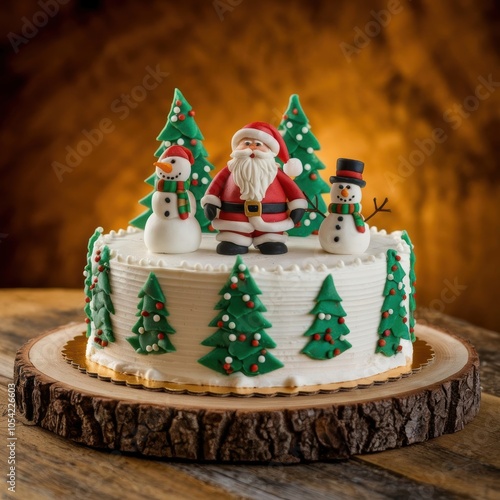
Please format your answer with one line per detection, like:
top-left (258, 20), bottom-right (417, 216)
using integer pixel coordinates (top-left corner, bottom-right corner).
top-left (221, 201), bottom-right (287, 215)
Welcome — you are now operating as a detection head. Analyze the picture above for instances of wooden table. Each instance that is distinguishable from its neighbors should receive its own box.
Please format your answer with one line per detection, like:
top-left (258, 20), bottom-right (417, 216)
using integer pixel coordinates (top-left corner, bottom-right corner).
top-left (1, 289), bottom-right (499, 499)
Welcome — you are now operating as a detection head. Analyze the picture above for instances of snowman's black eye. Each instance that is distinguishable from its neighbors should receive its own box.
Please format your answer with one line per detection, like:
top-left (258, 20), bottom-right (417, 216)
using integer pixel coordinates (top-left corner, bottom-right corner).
top-left (339, 185), bottom-right (344, 189)
top-left (171, 159), bottom-right (176, 163)
top-left (347, 185), bottom-right (351, 189)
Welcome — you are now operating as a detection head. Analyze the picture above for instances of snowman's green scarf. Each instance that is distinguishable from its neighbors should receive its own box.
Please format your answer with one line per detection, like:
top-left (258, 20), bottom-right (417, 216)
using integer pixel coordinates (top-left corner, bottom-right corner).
top-left (156, 179), bottom-right (191, 220)
top-left (328, 203), bottom-right (366, 233)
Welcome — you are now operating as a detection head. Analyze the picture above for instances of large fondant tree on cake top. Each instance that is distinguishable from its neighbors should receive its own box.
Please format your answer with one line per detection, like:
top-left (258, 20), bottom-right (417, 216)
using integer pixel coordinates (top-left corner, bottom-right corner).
top-left (277, 94), bottom-right (330, 236)
top-left (376, 249), bottom-right (411, 355)
top-left (127, 272), bottom-right (176, 355)
top-left (130, 88), bottom-right (216, 233)
top-left (401, 231), bottom-right (417, 342)
top-left (301, 274), bottom-right (352, 360)
top-left (198, 256), bottom-right (283, 377)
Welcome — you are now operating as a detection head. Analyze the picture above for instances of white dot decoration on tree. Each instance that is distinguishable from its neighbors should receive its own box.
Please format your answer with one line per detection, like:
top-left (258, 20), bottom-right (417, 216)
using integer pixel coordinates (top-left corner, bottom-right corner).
top-left (388, 274), bottom-right (394, 281)
top-left (318, 312), bottom-right (326, 320)
top-left (224, 293), bottom-right (231, 300)
top-left (173, 106), bottom-right (181, 113)
top-left (254, 333), bottom-right (261, 340)
top-left (242, 294), bottom-right (250, 302)
top-left (310, 212), bottom-right (317, 220)
top-left (228, 334), bottom-right (237, 342)
top-left (258, 355), bottom-right (266, 363)
top-left (307, 147), bottom-right (313, 154)
top-left (164, 141), bottom-right (171, 147)
top-left (238, 264), bottom-right (246, 271)
top-left (228, 322), bottom-right (236, 329)
top-left (296, 134), bottom-right (303, 141)
top-left (398, 282), bottom-right (404, 290)
top-left (138, 327), bottom-right (145, 334)
top-left (389, 308), bottom-right (394, 315)
top-left (304, 220), bottom-right (311, 226)
top-left (153, 314), bottom-right (160, 322)
top-left (231, 276), bottom-right (238, 283)
top-left (339, 335), bottom-right (346, 341)
top-left (400, 300), bottom-right (405, 307)
top-left (153, 344), bottom-right (159, 351)
top-left (286, 121), bottom-right (293, 128)
top-left (325, 314), bottom-right (332, 320)
top-left (192, 173), bottom-right (199, 179)
top-left (225, 356), bottom-right (233, 364)
top-left (202, 178), bottom-right (209, 184)
top-left (146, 345), bottom-right (152, 352)
top-left (222, 314), bottom-right (229, 322)
top-left (171, 116), bottom-right (178, 122)
top-left (83, 270), bottom-right (88, 277)
top-left (302, 126), bottom-right (308, 133)
top-left (177, 138), bottom-right (184, 145)
top-left (304, 163), bottom-right (311, 170)
top-left (204, 165), bottom-right (211, 172)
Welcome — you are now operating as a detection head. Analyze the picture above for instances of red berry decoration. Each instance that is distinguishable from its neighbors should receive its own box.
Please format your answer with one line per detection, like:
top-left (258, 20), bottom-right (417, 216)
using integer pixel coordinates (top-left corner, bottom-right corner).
top-left (309, 173), bottom-right (317, 180)
top-left (98, 265), bottom-right (104, 272)
top-left (250, 364), bottom-right (258, 373)
top-left (392, 265), bottom-right (398, 271)
top-left (188, 110), bottom-right (195, 116)
top-left (313, 333), bottom-right (321, 341)
top-left (94, 256), bottom-right (100, 262)
top-left (85, 297), bottom-right (91, 303)
top-left (157, 333), bottom-right (165, 339)
top-left (403, 317), bottom-right (408, 323)
top-left (389, 289), bottom-right (396, 295)
top-left (178, 114), bottom-right (185, 121)
top-left (260, 349), bottom-right (267, 355)
top-left (292, 108), bottom-right (298, 115)
top-left (141, 311), bottom-right (149, 317)
top-left (378, 339), bottom-right (386, 347)
top-left (89, 284), bottom-right (95, 290)
top-left (395, 255), bottom-right (401, 261)
top-left (283, 114), bottom-right (288, 120)
top-left (155, 302), bottom-right (164, 310)
top-left (238, 334), bottom-right (246, 342)
top-left (190, 138), bottom-right (197, 145)
top-left (338, 317), bottom-right (345, 324)
top-left (217, 320), bottom-right (224, 327)
top-left (333, 348), bottom-right (341, 356)
top-left (85, 318), bottom-right (90, 324)
top-left (397, 345), bottom-right (403, 352)
top-left (246, 301), bottom-right (255, 309)
top-left (251, 340), bottom-right (259, 347)
top-left (223, 363), bottom-right (231, 371)
top-left (97, 329), bottom-right (103, 335)
top-left (382, 311), bottom-right (389, 318)
top-left (230, 283), bottom-right (238, 289)
top-left (102, 340), bottom-right (108, 347)
top-left (325, 328), bottom-right (332, 334)
top-left (94, 277), bottom-right (98, 283)
top-left (191, 179), bottom-right (199, 186)
top-left (175, 99), bottom-right (182, 106)
top-left (325, 334), bottom-right (332, 342)
top-left (238, 273), bottom-right (245, 280)
top-left (384, 329), bottom-right (391, 337)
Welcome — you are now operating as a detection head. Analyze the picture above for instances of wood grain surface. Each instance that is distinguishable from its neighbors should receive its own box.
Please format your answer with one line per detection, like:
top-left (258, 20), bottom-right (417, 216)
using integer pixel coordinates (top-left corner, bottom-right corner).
top-left (1, 289), bottom-right (499, 499)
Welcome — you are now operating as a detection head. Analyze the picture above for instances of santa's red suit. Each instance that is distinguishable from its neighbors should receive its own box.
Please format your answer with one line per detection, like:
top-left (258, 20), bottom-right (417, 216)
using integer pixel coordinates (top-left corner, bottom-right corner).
top-left (202, 165), bottom-right (307, 247)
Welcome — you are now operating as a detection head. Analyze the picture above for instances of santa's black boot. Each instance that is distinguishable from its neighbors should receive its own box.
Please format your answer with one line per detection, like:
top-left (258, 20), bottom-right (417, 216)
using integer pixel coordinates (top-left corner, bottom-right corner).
top-left (217, 241), bottom-right (249, 255)
top-left (257, 242), bottom-right (288, 255)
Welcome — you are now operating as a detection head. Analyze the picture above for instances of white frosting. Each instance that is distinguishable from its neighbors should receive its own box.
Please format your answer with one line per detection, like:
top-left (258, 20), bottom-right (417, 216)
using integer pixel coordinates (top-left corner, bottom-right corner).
top-left (86, 227), bottom-right (413, 388)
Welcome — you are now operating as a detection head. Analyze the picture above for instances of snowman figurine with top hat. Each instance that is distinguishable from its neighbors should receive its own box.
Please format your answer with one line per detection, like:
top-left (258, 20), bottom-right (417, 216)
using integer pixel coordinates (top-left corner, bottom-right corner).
top-left (144, 145), bottom-right (201, 254)
top-left (319, 158), bottom-right (370, 254)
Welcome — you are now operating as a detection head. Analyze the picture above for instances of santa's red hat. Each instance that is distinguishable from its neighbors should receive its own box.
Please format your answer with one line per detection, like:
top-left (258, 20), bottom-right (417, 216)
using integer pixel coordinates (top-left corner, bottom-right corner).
top-left (231, 121), bottom-right (302, 177)
top-left (158, 145), bottom-right (194, 165)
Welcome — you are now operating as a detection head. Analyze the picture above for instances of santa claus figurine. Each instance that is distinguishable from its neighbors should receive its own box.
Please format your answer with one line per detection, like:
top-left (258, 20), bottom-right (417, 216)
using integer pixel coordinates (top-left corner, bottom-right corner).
top-left (201, 121), bottom-right (307, 255)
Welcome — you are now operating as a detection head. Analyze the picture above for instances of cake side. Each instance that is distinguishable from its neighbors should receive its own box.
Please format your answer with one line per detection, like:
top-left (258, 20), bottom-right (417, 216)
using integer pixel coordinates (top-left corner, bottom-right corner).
top-left (85, 227), bottom-right (413, 389)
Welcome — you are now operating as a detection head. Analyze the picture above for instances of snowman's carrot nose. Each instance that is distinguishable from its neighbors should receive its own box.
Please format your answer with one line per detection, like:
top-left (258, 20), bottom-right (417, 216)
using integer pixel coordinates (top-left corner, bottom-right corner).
top-left (341, 187), bottom-right (349, 197)
top-left (154, 161), bottom-right (173, 173)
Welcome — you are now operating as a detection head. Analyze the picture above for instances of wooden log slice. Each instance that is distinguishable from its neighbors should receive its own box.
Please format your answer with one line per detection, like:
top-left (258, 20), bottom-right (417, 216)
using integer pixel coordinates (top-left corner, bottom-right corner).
top-left (14, 323), bottom-right (480, 463)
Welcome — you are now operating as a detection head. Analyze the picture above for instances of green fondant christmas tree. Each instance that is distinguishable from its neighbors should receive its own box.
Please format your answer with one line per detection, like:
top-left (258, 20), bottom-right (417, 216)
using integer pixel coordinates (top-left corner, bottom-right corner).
top-left (401, 231), bottom-right (417, 342)
top-left (198, 256), bottom-right (283, 377)
top-left (84, 227), bottom-right (103, 338)
top-left (376, 249), bottom-right (411, 355)
top-left (278, 94), bottom-right (330, 236)
top-left (86, 244), bottom-right (115, 348)
top-left (127, 272), bottom-right (176, 355)
top-left (130, 88), bottom-right (216, 232)
top-left (301, 274), bottom-right (352, 359)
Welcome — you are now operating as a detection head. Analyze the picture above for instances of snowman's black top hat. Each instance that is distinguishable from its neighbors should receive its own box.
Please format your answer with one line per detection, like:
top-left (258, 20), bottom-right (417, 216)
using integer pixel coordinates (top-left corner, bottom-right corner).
top-left (329, 158), bottom-right (366, 187)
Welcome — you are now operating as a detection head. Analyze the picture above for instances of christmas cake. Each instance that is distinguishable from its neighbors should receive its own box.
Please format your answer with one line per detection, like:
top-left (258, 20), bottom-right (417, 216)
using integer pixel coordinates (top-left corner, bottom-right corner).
top-left (83, 90), bottom-right (417, 391)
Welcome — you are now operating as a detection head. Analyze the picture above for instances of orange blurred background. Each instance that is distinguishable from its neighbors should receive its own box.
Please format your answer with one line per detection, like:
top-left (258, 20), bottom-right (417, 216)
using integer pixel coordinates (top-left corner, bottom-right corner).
top-left (1, 0), bottom-right (499, 331)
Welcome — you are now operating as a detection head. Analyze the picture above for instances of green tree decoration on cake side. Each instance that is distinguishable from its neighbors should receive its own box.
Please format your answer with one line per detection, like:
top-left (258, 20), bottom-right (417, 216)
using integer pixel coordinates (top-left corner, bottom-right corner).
top-left (83, 227), bottom-right (103, 338)
top-left (376, 249), bottom-right (411, 355)
top-left (130, 88), bottom-right (216, 233)
top-left (127, 272), bottom-right (176, 354)
top-left (87, 244), bottom-right (115, 349)
top-left (401, 231), bottom-right (417, 342)
top-left (277, 94), bottom-right (330, 236)
top-left (301, 274), bottom-right (352, 359)
top-left (198, 255), bottom-right (284, 377)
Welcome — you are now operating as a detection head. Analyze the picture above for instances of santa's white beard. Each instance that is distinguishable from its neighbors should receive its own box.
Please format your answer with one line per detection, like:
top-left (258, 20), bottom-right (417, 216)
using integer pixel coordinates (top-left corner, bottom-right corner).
top-left (228, 149), bottom-right (278, 201)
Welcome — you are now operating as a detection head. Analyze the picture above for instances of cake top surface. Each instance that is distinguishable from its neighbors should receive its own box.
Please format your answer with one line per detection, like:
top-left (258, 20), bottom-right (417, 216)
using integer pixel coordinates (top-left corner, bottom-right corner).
top-left (98, 226), bottom-right (409, 274)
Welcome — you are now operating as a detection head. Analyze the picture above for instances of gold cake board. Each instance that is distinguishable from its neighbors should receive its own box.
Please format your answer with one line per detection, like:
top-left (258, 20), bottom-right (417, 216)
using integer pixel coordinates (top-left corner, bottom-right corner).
top-left (14, 323), bottom-right (480, 462)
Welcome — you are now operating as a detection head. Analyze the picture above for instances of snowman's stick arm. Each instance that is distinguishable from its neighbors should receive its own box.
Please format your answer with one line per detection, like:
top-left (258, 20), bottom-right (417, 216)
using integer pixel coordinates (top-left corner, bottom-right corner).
top-left (364, 197), bottom-right (391, 223)
top-left (302, 192), bottom-right (327, 219)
